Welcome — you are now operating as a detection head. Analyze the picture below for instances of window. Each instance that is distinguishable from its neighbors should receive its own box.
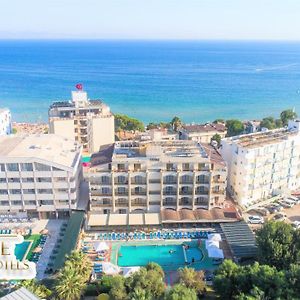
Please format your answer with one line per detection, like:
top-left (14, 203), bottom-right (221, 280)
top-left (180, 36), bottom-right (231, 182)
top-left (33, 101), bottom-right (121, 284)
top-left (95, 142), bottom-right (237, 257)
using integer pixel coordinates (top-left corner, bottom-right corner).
top-left (37, 189), bottom-right (52, 194)
top-left (10, 189), bottom-right (21, 194)
top-left (20, 163), bottom-right (33, 171)
top-left (101, 187), bottom-right (111, 195)
top-left (166, 163), bottom-right (176, 171)
top-left (23, 189), bottom-right (35, 194)
top-left (165, 186), bottom-right (175, 194)
top-left (11, 201), bottom-right (22, 206)
top-left (53, 166), bottom-right (63, 171)
top-left (8, 178), bottom-right (20, 183)
top-left (116, 176), bottom-right (127, 184)
top-left (22, 178), bottom-right (34, 183)
top-left (7, 163), bottom-right (19, 172)
top-left (0, 189), bottom-right (8, 195)
top-left (165, 175), bottom-right (176, 184)
top-left (134, 176), bottom-right (144, 184)
top-left (181, 175), bottom-right (192, 183)
top-left (182, 163), bottom-right (190, 171)
top-left (34, 163), bottom-right (51, 171)
top-left (37, 177), bottom-right (51, 183)
top-left (134, 163), bottom-right (141, 171)
top-left (101, 176), bottom-right (110, 184)
top-left (117, 187), bottom-right (126, 195)
top-left (0, 164), bottom-right (5, 171)
top-left (117, 164), bottom-right (125, 171)
top-left (0, 178), bottom-right (6, 183)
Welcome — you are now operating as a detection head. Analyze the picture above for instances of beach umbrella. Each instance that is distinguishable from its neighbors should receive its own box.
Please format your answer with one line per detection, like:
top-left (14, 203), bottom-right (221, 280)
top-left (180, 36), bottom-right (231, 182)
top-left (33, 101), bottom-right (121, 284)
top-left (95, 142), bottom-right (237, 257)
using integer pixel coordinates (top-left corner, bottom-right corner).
top-left (40, 229), bottom-right (49, 234)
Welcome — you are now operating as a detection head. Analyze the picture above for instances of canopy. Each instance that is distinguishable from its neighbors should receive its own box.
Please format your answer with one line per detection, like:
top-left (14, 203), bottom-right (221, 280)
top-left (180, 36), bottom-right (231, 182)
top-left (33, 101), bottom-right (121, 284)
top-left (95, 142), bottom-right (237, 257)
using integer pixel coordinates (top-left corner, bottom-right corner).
top-left (207, 233), bottom-right (222, 242)
top-left (94, 241), bottom-right (109, 252)
top-left (102, 262), bottom-right (120, 275)
top-left (205, 239), bottom-right (219, 249)
top-left (207, 246), bottom-right (224, 259)
top-left (121, 266), bottom-right (140, 278)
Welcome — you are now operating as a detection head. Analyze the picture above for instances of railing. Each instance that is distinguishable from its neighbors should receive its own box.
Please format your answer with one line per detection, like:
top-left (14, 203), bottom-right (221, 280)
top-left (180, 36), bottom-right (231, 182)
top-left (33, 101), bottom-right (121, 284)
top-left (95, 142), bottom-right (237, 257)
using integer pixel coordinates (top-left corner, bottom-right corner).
top-left (131, 191), bottom-right (147, 196)
top-left (179, 191), bottom-right (193, 195)
top-left (163, 201), bottom-right (177, 206)
top-left (131, 202), bottom-right (147, 206)
top-left (149, 179), bottom-right (161, 184)
top-left (163, 191), bottom-right (177, 195)
top-left (149, 190), bottom-right (160, 195)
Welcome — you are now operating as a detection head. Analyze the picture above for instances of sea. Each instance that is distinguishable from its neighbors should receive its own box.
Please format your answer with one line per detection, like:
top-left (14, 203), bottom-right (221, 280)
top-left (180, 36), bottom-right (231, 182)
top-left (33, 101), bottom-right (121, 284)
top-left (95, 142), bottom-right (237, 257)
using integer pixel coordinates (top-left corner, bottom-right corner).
top-left (0, 40), bottom-right (300, 124)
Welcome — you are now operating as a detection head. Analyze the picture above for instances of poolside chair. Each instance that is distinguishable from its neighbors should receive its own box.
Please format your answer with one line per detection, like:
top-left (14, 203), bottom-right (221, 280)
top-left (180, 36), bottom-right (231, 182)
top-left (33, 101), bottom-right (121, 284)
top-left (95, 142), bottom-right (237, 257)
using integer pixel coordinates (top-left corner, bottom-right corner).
top-left (103, 233), bottom-right (108, 240)
top-left (116, 233), bottom-right (121, 240)
top-left (108, 233), bottom-right (112, 240)
top-left (142, 233), bottom-right (146, 239)
top-left (153, 232), bottom-right (157, 239)
top-left (157, 231), bottom-right (161, 239)
top-left (149, 232), bottom-right (153, 239)
top-left (112, 233), bottom-right (116, 240)
top-left (162, 232), bottom-right (167, 239)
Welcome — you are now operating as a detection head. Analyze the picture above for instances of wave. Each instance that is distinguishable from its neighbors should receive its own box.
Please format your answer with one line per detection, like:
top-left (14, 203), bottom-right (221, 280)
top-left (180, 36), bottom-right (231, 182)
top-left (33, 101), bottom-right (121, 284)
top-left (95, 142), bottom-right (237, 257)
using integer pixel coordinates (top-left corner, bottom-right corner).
top-left (255, 63), bottom-right (298, 72)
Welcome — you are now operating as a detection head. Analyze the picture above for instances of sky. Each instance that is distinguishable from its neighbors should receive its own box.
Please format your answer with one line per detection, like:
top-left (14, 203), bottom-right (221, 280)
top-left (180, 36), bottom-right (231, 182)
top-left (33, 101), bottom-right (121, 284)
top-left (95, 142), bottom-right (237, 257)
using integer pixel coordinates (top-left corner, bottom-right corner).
top-left (1, 0), bottom-right (300, 40)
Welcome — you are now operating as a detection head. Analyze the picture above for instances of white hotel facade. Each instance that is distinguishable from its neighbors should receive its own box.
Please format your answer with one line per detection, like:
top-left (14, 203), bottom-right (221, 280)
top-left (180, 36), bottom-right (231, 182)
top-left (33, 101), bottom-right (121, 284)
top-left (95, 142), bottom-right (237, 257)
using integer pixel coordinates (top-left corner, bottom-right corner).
top-left (88, 140), bottom-right (227, 214)
top-left (0, 134), bottom-right (82, 219)
top-left (0, 108), bottom-right (12, 136)
top-left (221, 120), bottom-right (300, 207)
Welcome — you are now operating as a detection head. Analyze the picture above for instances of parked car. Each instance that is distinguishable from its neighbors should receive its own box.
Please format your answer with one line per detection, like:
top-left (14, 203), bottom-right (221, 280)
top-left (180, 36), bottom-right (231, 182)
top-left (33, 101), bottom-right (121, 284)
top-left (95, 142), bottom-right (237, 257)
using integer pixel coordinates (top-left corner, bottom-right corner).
top-left (292, 221), bottom-right (300, 229)
top-left (248, 215), bottom-right (264, 224)
top-left (271, 203), bottom-right (284, 211)
top-left (288, 196), bottom-right (300, 203)
top-left (255, 207), bottom-right (270, 216)
top-left (286, 197), bottom-right (299, 204)
top-left (265, 205), bottom-right (277, 214)
top-left (272, 213), bottom-right (287, 221)
top-left (278, 200), bottom-right (294, 208)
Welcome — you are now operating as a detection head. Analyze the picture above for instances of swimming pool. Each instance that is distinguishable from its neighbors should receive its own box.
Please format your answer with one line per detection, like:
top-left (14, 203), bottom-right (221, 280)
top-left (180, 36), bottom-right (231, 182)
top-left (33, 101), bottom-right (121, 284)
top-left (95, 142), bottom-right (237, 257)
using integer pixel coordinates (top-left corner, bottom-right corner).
top-left (15, 241), bottom-right (31, 261)
top-left (117, 242), bottom-right (203, 271)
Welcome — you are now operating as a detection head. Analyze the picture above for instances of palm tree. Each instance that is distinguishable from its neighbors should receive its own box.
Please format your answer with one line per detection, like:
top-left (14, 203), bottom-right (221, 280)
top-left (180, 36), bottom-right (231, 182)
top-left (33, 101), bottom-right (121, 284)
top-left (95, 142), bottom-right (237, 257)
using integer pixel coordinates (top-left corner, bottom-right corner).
top-left (170, 116), bottom-right (182, 132)
top-left (21, 280), bottom-right (52, 299)
top-left (65, 251), bottom-right (92, 282)
top-left (55, 265), bottom-right (85, 300)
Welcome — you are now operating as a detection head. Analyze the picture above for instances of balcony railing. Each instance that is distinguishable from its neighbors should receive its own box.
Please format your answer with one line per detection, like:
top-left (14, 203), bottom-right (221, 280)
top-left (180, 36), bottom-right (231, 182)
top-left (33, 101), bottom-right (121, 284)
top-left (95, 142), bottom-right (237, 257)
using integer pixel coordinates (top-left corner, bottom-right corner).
top-left (131, 202), bottom-right (147, 206)
top-left (131, 180), bottom-right (147, 185)
top-left (163, 201), bottom-right (177, 206)
top-left (195, 191), bottom-right (209, 195)
top-left (163, 180), bottom-right (177, 184)
top-left (179, 191), bottom-right (193, 195)
top-left (131, 191), bottom-right (147, 196)
top-left (163, 191), bottom-right (177, 195)
top-left (149, 179), bottom-right (161, 184)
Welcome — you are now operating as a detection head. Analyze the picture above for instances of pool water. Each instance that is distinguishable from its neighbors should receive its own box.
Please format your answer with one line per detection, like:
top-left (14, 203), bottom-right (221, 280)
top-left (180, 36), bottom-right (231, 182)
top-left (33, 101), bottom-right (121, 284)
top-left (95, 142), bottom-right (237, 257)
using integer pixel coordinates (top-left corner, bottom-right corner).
top-left (15, 241), bottom-right (31, 260)
top-left (118, 242), bottom-right (203, 271)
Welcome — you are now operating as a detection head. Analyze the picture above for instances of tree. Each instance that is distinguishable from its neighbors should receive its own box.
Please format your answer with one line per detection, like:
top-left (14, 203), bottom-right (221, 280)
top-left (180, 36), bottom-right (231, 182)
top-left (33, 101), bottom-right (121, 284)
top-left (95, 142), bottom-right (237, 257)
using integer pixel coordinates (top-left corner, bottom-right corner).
top-left (178, 267), bottom-right (205, 294)
top-left (256, 221), bottom-right (300, 270)
top-left (97, 275), bottom-right (116, 294)
top-left (109, 275), bottom-right (128, 300)
top-left (213, 119), bottom-right (225, 124)
top-left (260, 117), bottom-right (276, 130)
top-left (115, 114), bottom-right (144, 132)
top-left (21, 280), bottom-right (52, 299)
top-left (55, 265), bottom-right (85, 300)
top-left (170, 116), bottom-right (182, 131)
top-left (280, 109), bottom-right (297, 126)
top-left (127, 267), bottom-right (165, 300)
top-left (226, 119), bottom-right (244, 137)
top-left (275, 119), bottom-right (283, 128)
top-left (211, 133), bottom-right (222, 146)
top-left (145, 262), bottom-right (164, 279)
top-left (65, 250), bottom-right (92, 282)
top-left (164, 284), bottom-right (197, 300)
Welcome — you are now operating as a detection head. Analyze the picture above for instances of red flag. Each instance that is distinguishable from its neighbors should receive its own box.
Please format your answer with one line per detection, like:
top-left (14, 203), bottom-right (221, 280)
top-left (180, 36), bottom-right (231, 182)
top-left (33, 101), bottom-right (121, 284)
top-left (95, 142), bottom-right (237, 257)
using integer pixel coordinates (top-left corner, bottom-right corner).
top-left (75, 83), bottom-right (83, 90)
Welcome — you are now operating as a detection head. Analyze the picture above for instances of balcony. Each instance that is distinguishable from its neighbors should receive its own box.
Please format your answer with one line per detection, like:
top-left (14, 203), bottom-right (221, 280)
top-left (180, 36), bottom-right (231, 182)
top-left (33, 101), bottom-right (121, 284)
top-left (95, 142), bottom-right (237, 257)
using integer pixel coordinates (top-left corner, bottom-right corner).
top-left (180, 180), bottom-right (193, 184)
top-left (212, 189), bottom-right (225, 195)
top-left (163, 191), bottom-right (177, 196)
top-left (149, 179), bottom-right (161, 184)
top-left (115, 191), bottom-right (128, 196)
top-left (179, 191), bottom-right (193, 195)
top-left (114, 181), bottom-right (128, 185)
top-left (163, 180), bottom-right (177, 184)
top-left (195, 190), bottom-right (209, 195)
top-left (163, 201), bottom-right (177, 206)
top-left (131, 179), bottom-right (146, 185)
top-left (131, 190), bottom-right (147, 196)
top-left (91, 191), bottom-right (112, 196)
top-left (131, 201), bottom-right (147, 207)
top-left (115, 201), bottom-right (129, 207)
top-left (149, 190), bottom-right (160, 195)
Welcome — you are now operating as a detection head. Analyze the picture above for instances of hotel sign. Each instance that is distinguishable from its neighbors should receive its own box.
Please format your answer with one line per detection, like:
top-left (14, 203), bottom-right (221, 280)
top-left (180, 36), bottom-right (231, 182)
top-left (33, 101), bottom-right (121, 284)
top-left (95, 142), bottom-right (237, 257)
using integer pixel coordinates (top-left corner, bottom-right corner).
top-left (0, 234), bottom-right (36, 280)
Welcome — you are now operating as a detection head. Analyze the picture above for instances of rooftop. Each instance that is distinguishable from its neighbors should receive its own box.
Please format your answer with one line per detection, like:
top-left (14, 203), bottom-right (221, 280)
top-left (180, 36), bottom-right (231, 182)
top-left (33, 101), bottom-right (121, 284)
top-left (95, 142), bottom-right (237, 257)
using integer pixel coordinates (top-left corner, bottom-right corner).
top-left (226, 128), bottom-right (298, 149)
top-left (0, 287), bottom-right (41, 300)
top-left (182, 123), bottom-right (226, 134)
top-left (0, 134), bottom-right (81, 169)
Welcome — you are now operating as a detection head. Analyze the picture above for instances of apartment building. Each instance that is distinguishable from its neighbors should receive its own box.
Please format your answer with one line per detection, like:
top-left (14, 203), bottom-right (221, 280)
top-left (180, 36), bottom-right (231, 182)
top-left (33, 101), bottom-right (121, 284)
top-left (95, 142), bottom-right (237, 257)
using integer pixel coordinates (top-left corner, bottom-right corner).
top-left (221, 120), bottom-right (300, 207)
top-left (49, 89), bottom-right (115, 154)
top-left (88, 140), bottom-right (227, 215)
top-left (179, 123), bottom-right (227, 144)
top-left (0, 108), bottom-right (12, 136)
top-left (0, 134), bottom-right (82, 219)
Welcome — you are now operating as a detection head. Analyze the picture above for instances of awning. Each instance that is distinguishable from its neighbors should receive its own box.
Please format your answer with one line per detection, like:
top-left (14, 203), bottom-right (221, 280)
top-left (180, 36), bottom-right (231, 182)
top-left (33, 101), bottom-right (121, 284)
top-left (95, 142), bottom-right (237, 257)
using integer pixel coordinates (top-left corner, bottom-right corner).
top-left (102, 262), bottom-right (120, 275)
top-left (207, 246), bottom-right (224, 259)
top-left (88, 214), bottom-right (108, 227)
top-left (128, 214), bottom-right (144, 225)
top-left (144, 213), bottom-right (160, 225)
top-left (108, 214), bottom-right (127, 226)
top-left (94, 241), bottom-right (109, 252)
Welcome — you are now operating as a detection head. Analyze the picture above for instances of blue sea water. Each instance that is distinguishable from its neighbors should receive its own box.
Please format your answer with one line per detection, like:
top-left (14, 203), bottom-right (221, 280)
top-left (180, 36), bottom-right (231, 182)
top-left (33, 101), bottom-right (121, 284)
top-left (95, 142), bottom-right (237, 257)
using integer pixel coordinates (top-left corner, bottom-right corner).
top-left (0, 40), bottom-right (300, 123)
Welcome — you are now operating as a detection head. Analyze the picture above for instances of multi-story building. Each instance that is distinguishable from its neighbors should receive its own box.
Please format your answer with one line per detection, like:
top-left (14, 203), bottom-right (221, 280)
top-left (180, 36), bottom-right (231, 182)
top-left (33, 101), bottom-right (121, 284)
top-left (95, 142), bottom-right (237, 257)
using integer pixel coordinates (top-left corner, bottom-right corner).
top-left (49, 89), bottom-right (115, 154)
top-left (179, 123), bottom-right (227, 144)
top-left (0, 108), bottom-right (12, 136)
top-left (0, 134), bottom-right (82, 219)
top-left (221, 120), bottom-right (300, 207)
top-left (88, 140), bottom-right (227, 214)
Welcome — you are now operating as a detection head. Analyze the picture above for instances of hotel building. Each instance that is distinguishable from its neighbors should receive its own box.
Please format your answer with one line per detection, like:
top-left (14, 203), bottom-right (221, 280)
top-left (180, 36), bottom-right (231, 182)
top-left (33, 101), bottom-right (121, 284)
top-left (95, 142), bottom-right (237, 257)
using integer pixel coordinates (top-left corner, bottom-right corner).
top-left (88, 140), bottom-right (227, 215)
top-left (0, 108), bottom-right (12, 136)
top-left (221, 120), bottom-right (300, 207)
top-left (49, 89), bottom-right (115, 154)
top-left (0, 134), bottom-right (82, 219)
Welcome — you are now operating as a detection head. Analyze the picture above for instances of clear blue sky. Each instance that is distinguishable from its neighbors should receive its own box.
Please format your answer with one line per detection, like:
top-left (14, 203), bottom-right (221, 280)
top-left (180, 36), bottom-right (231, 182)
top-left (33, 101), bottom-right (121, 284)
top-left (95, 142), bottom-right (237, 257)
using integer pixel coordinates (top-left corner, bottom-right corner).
top-left (2, 0), bottom-right (300, 40)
